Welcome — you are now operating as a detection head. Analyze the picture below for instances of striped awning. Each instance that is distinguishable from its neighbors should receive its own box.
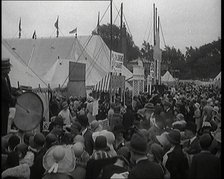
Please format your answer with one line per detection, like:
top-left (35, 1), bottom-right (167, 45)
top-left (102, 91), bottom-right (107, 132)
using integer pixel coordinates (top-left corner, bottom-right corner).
top-left (93, 73), bottom-right (111, 92)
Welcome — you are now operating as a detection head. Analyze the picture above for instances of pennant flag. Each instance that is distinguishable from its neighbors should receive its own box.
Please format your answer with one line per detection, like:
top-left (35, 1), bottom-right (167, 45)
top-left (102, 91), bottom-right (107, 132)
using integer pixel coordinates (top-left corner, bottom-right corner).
top-left (19, 18), bottom-right (22, 31)
top-left (32, 30), bottom-right (36, 39)
top-left (97, 12), bottom-right (100, 34)
top-left (97, 11), bottom-right (100, 27)
top-left (19, 17), bottom-right (21, 38)
top-left (54, 17), bottom-right (59, 29)
top-left (69, 28), bottom-right (77, 34)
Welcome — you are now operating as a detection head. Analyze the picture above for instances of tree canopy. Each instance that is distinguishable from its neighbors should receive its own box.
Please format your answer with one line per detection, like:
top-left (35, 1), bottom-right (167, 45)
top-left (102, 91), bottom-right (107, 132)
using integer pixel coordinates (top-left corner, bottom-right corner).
top-left (92, 23), bottom-right (140, 62)
top-left (161, 38), bottom-right (221, 80)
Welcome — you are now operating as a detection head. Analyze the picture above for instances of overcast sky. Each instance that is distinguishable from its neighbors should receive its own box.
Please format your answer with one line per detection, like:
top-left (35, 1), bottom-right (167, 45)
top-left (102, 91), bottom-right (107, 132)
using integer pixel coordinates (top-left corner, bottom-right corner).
top-left (2, 0), bottom-right (221, 53)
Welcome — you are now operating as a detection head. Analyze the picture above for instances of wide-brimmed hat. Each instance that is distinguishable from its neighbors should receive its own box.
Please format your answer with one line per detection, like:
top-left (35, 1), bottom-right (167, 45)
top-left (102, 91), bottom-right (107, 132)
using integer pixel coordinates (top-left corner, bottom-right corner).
top-left (73, 135), bottom-right (85, 144)
top-left (72, 142), bottom-right (84, 157)
top-left (129, 133), bottom-right (147, 155)
top-left (43, 145), bottom-right (76, 174)
top-left (2, 58), bottom-right (11, 70)
top-left (166, 129), bottom-right (181, 145)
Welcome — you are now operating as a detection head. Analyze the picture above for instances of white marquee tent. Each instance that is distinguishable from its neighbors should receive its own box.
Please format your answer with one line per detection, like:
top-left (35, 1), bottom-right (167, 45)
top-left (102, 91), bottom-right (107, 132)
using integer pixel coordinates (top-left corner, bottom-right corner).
top-left (161, 71), bottom-right (175, 83)
top-left (2, 35), bottom-right (132, 90)
top-left (2, 41), bottom-right (46, 88)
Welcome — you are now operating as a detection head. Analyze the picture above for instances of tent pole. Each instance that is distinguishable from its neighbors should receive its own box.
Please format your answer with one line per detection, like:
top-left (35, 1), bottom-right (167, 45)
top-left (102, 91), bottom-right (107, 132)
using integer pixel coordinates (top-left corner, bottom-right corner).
top-left (110, 0), bottom-right (113, 103)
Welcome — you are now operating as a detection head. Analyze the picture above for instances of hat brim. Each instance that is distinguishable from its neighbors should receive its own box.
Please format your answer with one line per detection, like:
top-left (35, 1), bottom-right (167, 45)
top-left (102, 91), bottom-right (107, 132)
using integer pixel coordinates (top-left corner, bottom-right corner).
top-left (43, 145), bottom-right (76, 173)
top-left (166, 134), bottom-right (180, 145)
top-left (127, 143), bottom-right (147, 155)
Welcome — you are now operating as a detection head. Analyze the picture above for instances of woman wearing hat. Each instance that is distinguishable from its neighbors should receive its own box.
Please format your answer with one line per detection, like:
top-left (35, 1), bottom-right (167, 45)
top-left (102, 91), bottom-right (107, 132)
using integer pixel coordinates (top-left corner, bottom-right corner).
top-left (163, 129), bottom-right (189, 179)
top-left (42, 145), bottom-right (76, 179)
top-left (86, 136), bottom-right (116, 179)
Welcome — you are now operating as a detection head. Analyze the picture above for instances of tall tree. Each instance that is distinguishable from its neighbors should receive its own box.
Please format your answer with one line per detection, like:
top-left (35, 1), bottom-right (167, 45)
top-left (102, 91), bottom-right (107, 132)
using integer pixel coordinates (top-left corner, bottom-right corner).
top-left (92, 23), bottom-right (140, 62)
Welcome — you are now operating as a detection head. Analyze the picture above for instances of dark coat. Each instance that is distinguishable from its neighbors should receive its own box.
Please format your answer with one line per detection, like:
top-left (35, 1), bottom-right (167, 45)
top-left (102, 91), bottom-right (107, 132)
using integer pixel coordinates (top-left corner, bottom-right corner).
top-left (123, 109), bottom-right (135, 130)
top-left (1, 75), bottom-right (13, 136)
top-left (101, 164), bottom-right (127, 179)
top-left (184, 137), bottom-right (201, 155)
top-left (85, 157), bottom-right (117, 179)
top-left (165, 145), bottom-right (189, 179)
top-left (189, 151), bottom-right (221, 179)
top-left (163, 108), bottom-right (175, 128)
top-left (83, 129), bottom-right (94, 155)
top-left (128, 159), bottom-right (164, 179)
top-left (30, 148), bottom-right (47, 179)
top-left (42, 173), bottom-right (73, 179)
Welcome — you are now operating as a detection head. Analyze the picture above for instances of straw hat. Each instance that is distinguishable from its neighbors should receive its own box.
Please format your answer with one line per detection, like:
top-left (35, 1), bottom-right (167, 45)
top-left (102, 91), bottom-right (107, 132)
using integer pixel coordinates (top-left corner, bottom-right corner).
top-left (43, 145), bottom-right (76, 174)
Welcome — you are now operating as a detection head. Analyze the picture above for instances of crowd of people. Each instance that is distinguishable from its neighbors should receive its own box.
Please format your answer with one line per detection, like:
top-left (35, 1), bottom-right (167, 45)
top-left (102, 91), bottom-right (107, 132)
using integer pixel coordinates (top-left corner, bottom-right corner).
top-left (1, 81), bottom-right (221, 179)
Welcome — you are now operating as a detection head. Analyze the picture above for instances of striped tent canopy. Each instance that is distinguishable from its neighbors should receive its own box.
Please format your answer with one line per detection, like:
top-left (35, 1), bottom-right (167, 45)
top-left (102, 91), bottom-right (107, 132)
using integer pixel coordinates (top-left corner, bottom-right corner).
top-left (93, 73), bottom-right (111, 92)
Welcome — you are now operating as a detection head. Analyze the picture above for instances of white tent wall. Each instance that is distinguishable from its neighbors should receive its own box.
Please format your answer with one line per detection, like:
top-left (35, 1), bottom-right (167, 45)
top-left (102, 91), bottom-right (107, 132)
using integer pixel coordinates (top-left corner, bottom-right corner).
top-left (2, 42), bottom-right (46, 88)
top-left (3, 35), bottom-right (133, 90)
top-left (161, 71), bottom-right (175, 82)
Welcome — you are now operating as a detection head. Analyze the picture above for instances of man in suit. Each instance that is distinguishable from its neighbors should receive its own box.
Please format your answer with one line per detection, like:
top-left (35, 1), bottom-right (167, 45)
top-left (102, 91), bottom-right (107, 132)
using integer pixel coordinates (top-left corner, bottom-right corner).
top-left (189, 133), bottom-right (221, 179)
top-left (1, 58), bottom-right (16, 136)
top-left (78, 114), bottom-right (94, 155)
top-left (183, 122), bottom-right (201, 155)
top-left (128, 133), bottom-right (164, 179)
top-left (163, 129), bottom-right (189, 179)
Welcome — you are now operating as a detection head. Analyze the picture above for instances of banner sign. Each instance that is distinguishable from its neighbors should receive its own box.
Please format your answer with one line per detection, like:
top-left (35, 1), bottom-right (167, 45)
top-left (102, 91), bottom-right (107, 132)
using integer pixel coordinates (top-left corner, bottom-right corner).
top-left (111, 51), bottom-right (124, 73)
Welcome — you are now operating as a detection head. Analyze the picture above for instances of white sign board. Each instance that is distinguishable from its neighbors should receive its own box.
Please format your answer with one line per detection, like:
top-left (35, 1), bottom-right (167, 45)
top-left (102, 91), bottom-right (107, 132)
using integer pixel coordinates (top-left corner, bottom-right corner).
top-left (111, 51), bottom-right (124, 73)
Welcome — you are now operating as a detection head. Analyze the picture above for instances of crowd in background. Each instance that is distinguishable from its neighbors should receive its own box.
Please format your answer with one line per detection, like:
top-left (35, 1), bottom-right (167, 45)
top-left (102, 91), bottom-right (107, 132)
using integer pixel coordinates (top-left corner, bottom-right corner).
top-left (1, 82), bottom-right (221, 179)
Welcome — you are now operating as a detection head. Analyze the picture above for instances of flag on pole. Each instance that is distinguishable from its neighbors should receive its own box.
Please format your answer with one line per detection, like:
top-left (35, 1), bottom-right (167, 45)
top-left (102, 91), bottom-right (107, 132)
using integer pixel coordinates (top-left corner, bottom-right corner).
top-left (97, 11), bottom-right (100, 34)
top-left (54, 17), bottom-right (59, 29)
top-left (55, 16), bottom-right (59, 38)
top-left (19, 17), bottom-right (21, 38)
top-left (69, 28), bottom-right (77, 34)
top-left (32, 30), bottom-right (36, 39)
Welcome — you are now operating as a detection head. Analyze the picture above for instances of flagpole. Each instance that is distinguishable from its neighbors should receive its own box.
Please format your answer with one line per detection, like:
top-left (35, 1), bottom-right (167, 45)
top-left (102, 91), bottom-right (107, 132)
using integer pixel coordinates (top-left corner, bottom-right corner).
top-left (110, 0), bottom-right (113, 103)
top-left (19, 17), bottom-right (21, 39)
